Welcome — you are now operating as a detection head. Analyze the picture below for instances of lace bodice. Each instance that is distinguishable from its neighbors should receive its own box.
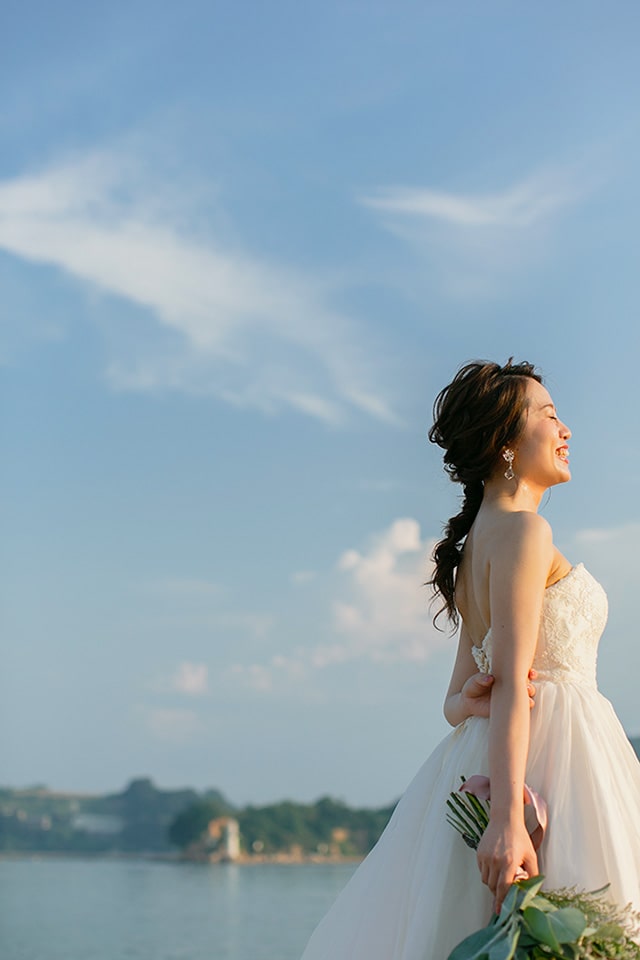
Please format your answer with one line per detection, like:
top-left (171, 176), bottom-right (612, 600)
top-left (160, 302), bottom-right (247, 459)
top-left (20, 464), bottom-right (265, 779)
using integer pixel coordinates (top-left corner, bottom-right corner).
top-left (471, 564), bottom-right (608, 687)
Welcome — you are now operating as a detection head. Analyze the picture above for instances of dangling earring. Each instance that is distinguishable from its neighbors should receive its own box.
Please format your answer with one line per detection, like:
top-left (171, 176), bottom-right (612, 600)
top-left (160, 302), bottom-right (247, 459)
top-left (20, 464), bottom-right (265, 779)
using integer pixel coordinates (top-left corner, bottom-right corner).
top-left (503, 449), bottom-right (515, 480)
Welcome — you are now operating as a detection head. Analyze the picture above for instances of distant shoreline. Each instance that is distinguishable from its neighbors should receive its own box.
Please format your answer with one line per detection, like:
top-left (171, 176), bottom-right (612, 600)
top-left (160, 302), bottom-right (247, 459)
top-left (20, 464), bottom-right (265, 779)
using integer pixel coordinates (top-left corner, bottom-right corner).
top-left (0, 850), bottom-right (363, 865)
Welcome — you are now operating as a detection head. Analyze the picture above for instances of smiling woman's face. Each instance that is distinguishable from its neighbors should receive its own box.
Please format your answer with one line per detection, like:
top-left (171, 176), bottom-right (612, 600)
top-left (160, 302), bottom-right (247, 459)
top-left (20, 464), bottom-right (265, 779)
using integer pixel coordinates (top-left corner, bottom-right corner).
top-left (510, 378), bottom-right (572, 491)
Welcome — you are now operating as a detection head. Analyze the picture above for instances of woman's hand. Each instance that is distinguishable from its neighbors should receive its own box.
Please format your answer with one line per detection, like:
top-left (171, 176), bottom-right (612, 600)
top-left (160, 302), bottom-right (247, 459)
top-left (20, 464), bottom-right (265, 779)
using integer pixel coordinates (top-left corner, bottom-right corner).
top-left (460, 669), bottom-right (537, 720)
top-left (476, 817), bottom-right (539, 913)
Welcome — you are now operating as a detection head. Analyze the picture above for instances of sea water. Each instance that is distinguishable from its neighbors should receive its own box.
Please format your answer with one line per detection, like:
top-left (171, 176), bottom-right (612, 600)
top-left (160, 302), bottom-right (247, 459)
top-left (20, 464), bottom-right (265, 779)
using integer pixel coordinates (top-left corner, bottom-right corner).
top-left (0, 858), bottom-right (355, 960)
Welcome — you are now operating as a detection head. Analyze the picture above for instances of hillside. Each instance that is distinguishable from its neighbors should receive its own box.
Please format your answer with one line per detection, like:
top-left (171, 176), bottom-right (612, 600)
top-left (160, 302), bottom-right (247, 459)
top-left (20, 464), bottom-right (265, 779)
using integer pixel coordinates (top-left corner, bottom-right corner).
top-left (4, 737), bottom-right (640, 859)
top-left (0, 778), bottom-right (395, 858)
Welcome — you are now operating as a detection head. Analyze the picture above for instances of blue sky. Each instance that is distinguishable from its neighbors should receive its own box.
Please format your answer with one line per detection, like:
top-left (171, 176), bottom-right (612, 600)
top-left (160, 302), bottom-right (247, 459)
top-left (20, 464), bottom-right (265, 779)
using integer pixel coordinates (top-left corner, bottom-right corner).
top-left (2, 1), bottom-right (640, 806)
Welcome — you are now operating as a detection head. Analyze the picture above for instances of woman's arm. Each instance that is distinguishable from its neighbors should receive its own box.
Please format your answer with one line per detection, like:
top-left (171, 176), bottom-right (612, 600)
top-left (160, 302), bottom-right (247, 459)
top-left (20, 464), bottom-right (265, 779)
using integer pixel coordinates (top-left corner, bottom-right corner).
top-left (444, 623), bottom-right (493, 726)
top-left (444, 625), bottom-right (537, 727)
top-left (444, 672), bottom-right (494, 726)
top-left (476, 512), bottom-right (553, 911)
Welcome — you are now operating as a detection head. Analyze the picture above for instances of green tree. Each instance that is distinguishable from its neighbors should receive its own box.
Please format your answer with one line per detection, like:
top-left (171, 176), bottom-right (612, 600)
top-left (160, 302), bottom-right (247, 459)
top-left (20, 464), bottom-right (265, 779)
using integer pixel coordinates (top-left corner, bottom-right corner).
top-left (168, 799), bottom-right (234, 849)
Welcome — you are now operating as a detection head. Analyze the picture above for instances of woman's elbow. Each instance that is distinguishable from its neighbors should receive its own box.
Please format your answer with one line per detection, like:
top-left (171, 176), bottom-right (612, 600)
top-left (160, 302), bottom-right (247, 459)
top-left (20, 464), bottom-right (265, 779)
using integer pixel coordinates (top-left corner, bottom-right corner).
top-left (443, 695), bottom-right (461, 727)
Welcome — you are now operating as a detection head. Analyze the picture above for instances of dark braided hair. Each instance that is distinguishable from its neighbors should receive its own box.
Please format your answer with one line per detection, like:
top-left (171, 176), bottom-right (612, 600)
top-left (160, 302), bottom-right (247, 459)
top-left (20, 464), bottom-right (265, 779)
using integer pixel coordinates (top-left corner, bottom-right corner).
top-left (428, 359), bottom-right (542, 627)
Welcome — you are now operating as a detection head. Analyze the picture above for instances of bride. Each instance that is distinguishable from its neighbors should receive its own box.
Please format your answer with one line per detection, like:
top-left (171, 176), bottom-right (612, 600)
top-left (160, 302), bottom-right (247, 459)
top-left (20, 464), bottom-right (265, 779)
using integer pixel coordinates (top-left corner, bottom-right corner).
top-left (300, 359), bottom-right (640, 959)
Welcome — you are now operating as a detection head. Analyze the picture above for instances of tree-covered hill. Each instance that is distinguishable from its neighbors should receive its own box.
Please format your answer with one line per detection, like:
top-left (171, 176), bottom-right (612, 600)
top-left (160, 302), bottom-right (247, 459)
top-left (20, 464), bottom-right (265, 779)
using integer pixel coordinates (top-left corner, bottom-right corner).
top-left (167, 794), bottom-right (396, 859)
top-left (3, 737), bottom-right (640, 859)
top-left (0, 779), bottom-right (232, 854)
top-left (0, 779), bottom-right (395, 858)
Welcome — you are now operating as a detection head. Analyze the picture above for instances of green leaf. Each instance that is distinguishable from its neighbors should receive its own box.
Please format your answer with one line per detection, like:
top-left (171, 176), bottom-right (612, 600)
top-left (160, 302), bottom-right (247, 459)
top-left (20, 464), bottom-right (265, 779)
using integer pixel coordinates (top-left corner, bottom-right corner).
top-left (529, 894), bottom-right (555, 913)
top-left (517, 875), bottom-right (546, 910)
top-left (465, 791), bottom-right (491, 828)
top-left (498, 884), bottom-right (520, 921)
top-left (446, 811), bottom-right (481, 845)
top-left (516, 874), bottom-right (545, 891)
top-left (547, 907), bottom-right (587, 943)
top-left (589, 920), bottom-right (626, 938)
top-left (447, 924), bottom-right (499, 960)
top-left (515, 932), bottom-right (537, 948)
top-left (447, 921), bottom-right (517, 960)
top-left (447, 792), bottom-right (485, 837)
top-left (488, 928), bottom-right (520, 960)
top-left (445, 809), bottom-right (480, 833)
top-left (522, 906), bottom-right (562, 951)
top-left (559, 945), bottom-right (581, 960)
top-left (516, 876), bottom-right (544, 910)
top-left (447, 793), bottom-right (481, 835)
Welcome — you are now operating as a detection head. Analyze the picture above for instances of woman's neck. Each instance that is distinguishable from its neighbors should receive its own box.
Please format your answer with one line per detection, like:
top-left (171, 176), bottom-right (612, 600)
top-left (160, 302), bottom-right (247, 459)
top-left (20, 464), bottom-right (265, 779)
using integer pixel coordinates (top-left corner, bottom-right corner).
top-left (482, 476), bottom-right (546, 512)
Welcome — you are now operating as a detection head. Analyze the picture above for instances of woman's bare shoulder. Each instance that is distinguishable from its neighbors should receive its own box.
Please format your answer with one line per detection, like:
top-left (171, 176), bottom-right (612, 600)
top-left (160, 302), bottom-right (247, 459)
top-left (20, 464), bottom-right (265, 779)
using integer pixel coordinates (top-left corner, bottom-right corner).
top-left (488, 511), bottom-right (554, 576)
top-left (494, 510), bottom-right (552, 543)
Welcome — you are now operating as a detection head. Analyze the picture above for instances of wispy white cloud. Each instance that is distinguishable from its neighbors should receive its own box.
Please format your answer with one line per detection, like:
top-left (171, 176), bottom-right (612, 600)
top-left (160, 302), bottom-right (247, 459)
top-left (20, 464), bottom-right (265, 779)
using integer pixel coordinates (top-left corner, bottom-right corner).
top-left (575, 522), bottom-right (640, 545)
top-left (228, 662), bottom-right (277, 693)
top-left (147, 661), bottom-right (209, 698)
top-left (210, 612), bottom-right (274, 640)
top-left (172, 661), bottom-right (209, 696)
top-left (228, 651), bottom-right (310, 694)
top-left (0, 150), bottom-right (398, 426)
top-left (572, 521), bottom-right (640, 735)
top-left (361, 169), bottom-right (580, 228)
top-left (329, 517), bottom-right (440, 663)
top-left (137, 706), bottom-right (201, 743)
top-left (361, 165), bottom-right (591, 300)
top-left (291, 570), bottom-right (316, 585)
top-left (574, 521), bottom-right (640, 593)
top-left (136, 576), bottom-right (272, 639)
top-left (356, 478), bottom-right (397, 494)
top-left (228, 517), bottom-right (450, 692)
top-left (142, 578), bottom-right (225, 598)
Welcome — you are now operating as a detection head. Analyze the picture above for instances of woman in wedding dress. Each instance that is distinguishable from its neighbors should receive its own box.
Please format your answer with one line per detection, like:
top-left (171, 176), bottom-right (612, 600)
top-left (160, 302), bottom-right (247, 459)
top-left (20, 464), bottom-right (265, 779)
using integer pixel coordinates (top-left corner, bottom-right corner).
top-left (300, 359), bottom-right (640, 960)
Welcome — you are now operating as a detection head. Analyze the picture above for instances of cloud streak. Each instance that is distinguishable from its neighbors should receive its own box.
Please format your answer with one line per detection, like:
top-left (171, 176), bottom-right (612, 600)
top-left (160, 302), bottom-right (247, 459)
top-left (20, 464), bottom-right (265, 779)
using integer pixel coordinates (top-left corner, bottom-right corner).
top-left (172, 662), bottom-right (209, 696)
top-left (0, 150), bottom-right (397, 426)
top-left (361, 169), bottom-right (580, 228)
top-left (361, 165), bottom-right (590, 300)
top-left (137, 706), bottom-right (201, 743)
top-left (329, 517), bottom-right (440, 663)
top-left (229, 517), bottom-right (450, 691)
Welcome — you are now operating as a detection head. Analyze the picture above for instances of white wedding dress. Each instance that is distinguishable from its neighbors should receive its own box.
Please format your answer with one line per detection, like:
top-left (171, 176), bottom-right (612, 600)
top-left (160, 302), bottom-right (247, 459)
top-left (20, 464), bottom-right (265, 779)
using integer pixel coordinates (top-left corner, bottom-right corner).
top-left (300, 564), bottom-right (640, 959)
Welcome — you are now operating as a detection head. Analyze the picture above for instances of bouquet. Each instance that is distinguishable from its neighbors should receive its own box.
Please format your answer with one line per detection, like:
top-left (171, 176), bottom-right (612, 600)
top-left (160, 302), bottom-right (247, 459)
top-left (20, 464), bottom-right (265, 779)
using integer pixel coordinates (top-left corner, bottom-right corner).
top-left (446, 776), bottom-right (640, 959)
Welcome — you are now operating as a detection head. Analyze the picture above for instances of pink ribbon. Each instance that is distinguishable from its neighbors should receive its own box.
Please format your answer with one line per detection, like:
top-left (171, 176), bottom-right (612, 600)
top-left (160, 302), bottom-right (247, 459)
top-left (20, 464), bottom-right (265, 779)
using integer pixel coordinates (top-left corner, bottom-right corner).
top-left (459, 774), bottom-right (548, 851)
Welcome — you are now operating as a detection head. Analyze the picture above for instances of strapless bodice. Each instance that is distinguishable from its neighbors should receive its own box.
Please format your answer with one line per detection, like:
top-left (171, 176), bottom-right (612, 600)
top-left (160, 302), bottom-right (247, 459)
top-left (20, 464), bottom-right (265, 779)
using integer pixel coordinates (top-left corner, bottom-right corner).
top-left (471, 563), bottom-right (608, 687)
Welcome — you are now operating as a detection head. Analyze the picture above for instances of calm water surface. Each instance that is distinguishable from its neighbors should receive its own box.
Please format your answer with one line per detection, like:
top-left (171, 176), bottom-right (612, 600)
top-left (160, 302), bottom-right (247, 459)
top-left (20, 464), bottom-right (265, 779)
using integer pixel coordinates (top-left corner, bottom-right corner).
top-left (1, 858), bottom-right (356, 960)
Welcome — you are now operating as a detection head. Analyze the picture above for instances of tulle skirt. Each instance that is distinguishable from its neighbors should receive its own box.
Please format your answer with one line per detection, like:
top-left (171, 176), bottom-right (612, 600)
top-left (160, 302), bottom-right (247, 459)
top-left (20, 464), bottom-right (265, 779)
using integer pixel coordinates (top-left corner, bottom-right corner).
top-left (300, 680), bottom-right (640, 960)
